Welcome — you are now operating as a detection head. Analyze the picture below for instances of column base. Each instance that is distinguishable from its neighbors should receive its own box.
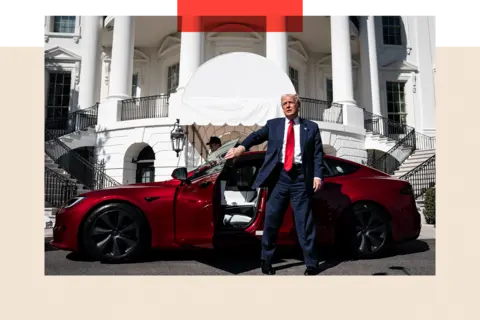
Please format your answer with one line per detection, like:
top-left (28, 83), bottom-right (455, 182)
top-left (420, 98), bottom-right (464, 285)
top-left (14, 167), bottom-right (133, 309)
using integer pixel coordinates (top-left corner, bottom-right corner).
top-left (337, 102), bottom-right (365, 129)
top-left (97, 99), bottom-right (122, 128)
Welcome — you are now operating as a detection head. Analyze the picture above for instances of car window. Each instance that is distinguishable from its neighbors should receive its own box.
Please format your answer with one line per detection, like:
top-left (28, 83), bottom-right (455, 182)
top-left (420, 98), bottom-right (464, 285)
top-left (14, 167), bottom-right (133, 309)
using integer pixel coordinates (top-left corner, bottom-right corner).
top-left (189, 159), bottom-right (226, 181)
top-left (324, 158), bottom-right (359, 177)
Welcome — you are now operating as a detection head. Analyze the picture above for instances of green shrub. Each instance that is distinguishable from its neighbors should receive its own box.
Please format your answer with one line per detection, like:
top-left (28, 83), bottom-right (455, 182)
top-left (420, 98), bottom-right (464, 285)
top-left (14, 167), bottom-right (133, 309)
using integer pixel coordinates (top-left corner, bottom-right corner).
top-left (424, 187), bottom-right (436, 225)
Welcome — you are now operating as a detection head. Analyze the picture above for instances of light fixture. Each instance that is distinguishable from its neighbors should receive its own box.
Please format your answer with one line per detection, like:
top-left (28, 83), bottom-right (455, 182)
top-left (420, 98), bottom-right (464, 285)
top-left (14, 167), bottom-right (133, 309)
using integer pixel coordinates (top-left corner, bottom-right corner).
top-left (170, 119), bottom-right (186, 157)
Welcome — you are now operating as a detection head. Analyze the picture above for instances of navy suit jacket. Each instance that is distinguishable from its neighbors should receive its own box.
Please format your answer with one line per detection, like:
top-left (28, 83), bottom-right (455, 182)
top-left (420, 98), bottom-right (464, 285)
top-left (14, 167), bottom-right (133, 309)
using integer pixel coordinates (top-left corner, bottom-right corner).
top-left (240, 117), bottom-right (325, 195)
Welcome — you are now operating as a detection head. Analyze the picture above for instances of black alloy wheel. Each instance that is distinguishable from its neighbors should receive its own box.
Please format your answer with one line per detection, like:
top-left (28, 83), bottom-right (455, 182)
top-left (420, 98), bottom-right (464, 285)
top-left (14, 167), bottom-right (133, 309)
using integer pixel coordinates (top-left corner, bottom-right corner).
top-left (82, 203), bottom-right (150, 263)
top-left (352, 202), bottom-right (391, 258)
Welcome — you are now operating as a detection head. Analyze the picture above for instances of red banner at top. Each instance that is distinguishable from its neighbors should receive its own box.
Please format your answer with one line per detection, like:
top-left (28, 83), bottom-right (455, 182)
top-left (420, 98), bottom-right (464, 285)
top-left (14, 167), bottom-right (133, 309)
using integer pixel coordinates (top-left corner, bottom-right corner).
top-left (177, 0), bottom-right (303, 16)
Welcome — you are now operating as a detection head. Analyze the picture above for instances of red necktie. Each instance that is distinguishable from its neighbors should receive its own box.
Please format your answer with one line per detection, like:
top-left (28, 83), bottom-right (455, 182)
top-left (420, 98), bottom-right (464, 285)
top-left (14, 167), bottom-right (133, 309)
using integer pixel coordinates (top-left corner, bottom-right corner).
top-left (284, 120), bottom-right (294, 171)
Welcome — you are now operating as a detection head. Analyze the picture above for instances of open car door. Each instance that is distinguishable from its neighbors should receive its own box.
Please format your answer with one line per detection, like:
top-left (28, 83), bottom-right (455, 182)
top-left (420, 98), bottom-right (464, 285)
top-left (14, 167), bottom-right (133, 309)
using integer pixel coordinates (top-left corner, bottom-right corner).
top-left (174, 138), bottom-right (240, 248)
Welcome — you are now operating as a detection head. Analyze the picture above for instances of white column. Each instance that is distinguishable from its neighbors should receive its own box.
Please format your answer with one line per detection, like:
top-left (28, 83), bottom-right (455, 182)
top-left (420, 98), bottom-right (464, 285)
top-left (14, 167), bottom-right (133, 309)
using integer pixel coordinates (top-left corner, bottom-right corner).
top-left (78, 16), bottom-right (103, 109)
top-left (266, 16), bottom-right (288, 75)
top-left (358, 16), bottom-right (372, 111)
top-left (107, 16), bottom-right (135, 100)
top-left (330, 16), bottom-right (355, 105)
top-left (178, 17), bottom-right (204, 90)
top-left (366, 16), bottom-right (382, 116)
top-left (330, 16), bottom-right (363, 128)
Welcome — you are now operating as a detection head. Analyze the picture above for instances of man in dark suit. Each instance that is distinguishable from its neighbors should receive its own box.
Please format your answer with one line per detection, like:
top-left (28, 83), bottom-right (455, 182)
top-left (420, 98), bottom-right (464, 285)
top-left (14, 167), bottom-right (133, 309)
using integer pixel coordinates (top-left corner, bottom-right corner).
top-left (224, 93), bottom-right (325, 275)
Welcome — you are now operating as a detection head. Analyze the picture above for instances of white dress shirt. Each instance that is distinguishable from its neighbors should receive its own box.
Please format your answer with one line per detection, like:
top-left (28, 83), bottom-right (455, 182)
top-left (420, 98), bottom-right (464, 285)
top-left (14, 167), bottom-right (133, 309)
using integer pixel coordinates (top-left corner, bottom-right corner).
top-left (281, 116), bottom-right (302, 164)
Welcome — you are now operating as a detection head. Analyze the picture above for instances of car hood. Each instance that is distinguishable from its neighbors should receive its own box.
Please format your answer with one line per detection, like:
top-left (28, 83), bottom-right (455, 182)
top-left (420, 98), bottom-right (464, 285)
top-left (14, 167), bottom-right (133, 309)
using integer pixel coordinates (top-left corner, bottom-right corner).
top-left (80, 179), bottom-right (181, 197)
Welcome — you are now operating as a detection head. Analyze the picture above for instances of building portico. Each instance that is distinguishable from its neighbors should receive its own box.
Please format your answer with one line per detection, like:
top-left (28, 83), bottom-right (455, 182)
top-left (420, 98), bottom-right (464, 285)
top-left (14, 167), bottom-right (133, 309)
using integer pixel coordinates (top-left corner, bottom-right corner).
top-left (43, 15), bottom-right (436, 186)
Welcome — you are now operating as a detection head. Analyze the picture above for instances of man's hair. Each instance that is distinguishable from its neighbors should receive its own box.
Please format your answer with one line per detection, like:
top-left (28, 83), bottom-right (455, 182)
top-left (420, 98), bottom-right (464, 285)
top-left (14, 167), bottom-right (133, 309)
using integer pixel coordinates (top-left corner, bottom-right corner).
top-left (281, 93), bottom-right (301, 108)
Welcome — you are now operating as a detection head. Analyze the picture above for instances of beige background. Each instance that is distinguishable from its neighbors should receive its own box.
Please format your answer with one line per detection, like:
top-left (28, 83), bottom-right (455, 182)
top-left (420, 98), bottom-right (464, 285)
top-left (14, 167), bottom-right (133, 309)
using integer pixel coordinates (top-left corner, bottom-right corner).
top-left (0, 46), bottom-right (477, 319)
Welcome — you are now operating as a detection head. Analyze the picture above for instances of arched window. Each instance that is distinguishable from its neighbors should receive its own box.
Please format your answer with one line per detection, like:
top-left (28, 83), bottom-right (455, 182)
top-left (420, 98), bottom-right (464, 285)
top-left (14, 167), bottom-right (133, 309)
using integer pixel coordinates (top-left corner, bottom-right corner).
top-left (135, 146), bottom-right (155, 183)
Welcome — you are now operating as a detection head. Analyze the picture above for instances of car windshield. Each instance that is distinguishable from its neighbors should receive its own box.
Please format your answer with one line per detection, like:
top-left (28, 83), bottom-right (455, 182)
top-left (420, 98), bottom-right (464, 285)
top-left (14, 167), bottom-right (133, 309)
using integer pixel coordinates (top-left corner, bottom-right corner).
top-left (188, 158), bottom-right (228, 181)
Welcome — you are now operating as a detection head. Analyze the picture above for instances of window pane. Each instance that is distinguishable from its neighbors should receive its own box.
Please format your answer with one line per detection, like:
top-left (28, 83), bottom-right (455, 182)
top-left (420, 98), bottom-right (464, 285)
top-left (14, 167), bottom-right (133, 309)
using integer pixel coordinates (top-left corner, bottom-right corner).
top-left (382, 16), bottom-right (402, 45)
top-left (131, 73), bottom-right (138, 97)
top-left (46, 71), bottom-right (71, 122)
top-left (167, 63), bottom-right (180, 94)
top-left (326, 79), bottom-right (333, 101)
top-left (53, 16), bottom-right (76, 33)
top-left (289, 66), bottom-right (299, 93)
top-left (386, 81), bottom-right (407, 130)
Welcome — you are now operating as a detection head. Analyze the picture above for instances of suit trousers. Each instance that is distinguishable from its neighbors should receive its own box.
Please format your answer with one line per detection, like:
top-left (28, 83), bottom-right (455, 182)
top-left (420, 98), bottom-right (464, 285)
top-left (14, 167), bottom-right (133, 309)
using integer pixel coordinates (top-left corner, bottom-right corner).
top-left (261, 164), bottom-right (319, 268)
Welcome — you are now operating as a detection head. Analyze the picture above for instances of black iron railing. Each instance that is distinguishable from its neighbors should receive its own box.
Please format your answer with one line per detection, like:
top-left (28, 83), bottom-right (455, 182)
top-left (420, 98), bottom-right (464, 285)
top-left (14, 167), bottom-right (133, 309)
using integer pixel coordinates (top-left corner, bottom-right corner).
top-left (45, 104), bottom-right (99, 140)
top-left (369, 129), bottom-right (416, 174)
top-left (299, 98), bottom-right (343, 124)
top-left (44, 103), bottom-right (120, 190)
top-left (364, 110), bottom-right (409, 139)
top-left (364, 109), bottom-right (436, 174)
top-left (120, 95), bottom-right (169, 121)
top-left (44, 130), bottom-right (120, 190)
top-left (400, 155), bottom-right (436, 198)
top-left (45, 166), bottom-right (78, 208)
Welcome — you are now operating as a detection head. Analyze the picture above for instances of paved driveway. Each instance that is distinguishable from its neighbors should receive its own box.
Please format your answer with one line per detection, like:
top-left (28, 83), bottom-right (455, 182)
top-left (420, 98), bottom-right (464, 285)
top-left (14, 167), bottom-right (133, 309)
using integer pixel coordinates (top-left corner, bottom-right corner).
top-left (45, 238), bottom-right (435, 276)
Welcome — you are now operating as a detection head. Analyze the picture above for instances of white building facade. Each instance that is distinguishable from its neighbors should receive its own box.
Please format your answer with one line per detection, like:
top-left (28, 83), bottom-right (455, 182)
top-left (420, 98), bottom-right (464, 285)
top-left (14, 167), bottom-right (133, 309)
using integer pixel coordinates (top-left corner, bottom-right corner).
top-left (44, 15), bottom-right (436, 192)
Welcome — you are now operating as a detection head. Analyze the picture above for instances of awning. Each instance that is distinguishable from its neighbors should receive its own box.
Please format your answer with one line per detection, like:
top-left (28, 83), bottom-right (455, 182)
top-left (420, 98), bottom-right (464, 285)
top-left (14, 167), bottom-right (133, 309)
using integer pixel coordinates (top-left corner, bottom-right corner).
top-left (170, 52), bottom-right (296, 126)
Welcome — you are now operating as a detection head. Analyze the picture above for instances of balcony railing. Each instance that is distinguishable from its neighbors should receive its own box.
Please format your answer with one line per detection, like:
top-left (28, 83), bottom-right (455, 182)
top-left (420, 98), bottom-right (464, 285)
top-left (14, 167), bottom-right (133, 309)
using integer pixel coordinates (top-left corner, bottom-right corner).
top-left (400, 155), bottom-right (436, 198)
top-left (45, 104), bottom-right (99, 140)
top-left (120, 95), bottom-right (169, 121)
top-left (299, 98), bottom-right (343, 124)
top-left (119, 95), bottom-right (343, 124)
top-left (44, 166), bottom-right (78, 208)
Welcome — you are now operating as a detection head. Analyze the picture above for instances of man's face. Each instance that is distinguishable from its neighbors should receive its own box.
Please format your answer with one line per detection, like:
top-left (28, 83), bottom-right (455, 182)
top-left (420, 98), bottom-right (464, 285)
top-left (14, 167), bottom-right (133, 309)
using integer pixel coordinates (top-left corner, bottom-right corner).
top-left (210, 143), bottom-right (220, 152)
top-left (281, 95), bottom-right (299, 119)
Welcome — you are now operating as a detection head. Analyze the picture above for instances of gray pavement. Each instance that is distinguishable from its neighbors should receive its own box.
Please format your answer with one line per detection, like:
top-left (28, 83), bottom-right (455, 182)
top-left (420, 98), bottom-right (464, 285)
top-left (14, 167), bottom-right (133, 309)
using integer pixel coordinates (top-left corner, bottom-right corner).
top-left (45, 225), bottom-right (435, 276)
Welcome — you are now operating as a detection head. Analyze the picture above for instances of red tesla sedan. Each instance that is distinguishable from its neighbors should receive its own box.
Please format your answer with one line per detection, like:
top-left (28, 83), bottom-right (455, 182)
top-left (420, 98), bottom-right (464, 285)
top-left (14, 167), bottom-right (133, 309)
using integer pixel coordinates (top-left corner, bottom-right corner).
top-left (51, 147), bottom-right (421, 263)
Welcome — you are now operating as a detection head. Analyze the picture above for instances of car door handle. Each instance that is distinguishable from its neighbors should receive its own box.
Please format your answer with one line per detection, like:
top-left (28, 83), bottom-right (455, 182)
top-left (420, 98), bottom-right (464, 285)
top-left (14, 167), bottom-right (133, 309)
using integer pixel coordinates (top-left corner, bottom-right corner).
top-left (199, 181), bottom-right (212, 188)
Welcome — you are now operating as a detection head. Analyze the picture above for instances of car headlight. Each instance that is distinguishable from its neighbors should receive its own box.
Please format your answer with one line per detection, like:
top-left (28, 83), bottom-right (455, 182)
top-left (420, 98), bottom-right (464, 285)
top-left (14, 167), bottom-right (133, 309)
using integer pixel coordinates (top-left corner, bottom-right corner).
top-left (63, 196), bottom-right (86, 208)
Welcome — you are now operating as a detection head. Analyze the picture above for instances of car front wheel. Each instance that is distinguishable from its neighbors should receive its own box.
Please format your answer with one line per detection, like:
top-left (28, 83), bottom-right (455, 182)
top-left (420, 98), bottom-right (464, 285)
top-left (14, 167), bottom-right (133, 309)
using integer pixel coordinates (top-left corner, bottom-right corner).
top-left (81, 203), bottom-right (150, 263)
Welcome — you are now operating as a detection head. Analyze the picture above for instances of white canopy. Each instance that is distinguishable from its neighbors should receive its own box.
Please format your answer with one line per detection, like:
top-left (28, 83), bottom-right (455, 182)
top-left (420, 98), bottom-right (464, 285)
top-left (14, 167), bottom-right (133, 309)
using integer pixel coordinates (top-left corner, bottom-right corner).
top-left (170, 52), bottom-right (296, 126)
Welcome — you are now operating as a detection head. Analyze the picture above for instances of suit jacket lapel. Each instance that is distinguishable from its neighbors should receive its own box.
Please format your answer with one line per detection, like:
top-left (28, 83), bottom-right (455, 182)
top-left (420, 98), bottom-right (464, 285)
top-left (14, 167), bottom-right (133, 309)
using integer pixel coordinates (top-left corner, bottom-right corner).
top-left (299, 117), bottom-right (307, 156)
top-left (277, 118), bottom-right (285, 148)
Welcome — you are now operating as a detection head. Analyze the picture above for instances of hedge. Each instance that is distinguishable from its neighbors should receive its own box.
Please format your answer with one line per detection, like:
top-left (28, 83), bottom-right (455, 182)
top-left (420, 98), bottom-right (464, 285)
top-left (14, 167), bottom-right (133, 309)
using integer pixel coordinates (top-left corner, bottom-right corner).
top-left (423, 186), bottom-right (435, 225)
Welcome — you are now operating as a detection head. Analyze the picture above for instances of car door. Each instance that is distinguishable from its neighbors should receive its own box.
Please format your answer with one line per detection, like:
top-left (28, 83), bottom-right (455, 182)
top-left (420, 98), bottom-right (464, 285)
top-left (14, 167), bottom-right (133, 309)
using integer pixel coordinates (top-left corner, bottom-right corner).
top-left (174, 139), bottom-right (239, 247)
top-left (226, 153), bottom-right (297, 246)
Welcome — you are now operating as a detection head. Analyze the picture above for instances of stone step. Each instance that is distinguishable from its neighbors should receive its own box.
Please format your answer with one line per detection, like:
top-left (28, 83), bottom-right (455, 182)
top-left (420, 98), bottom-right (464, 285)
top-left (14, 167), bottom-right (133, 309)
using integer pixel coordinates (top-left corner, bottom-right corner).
top-left (409, 151), bottom-right (435, 158)
top-left (411, 149), bottom-right (435, 156)
top-left (393, 169), bottom-right (436, 177)
top-left (49, 167), bottom-right (68, 175)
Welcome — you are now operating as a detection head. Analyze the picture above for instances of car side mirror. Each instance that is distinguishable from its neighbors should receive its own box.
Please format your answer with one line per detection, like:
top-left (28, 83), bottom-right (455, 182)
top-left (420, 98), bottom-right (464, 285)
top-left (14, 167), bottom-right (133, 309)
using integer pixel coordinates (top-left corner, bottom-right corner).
top-left (171, 167), bottom-right (188, 182)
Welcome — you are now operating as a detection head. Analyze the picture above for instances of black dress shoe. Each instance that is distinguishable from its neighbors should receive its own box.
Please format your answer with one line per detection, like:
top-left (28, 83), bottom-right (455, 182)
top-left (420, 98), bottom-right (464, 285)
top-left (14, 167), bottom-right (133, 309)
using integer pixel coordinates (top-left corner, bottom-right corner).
top-left (304, 266), bottom-right (320, 275)
top-left (261, 260), bottom-right (275, 275)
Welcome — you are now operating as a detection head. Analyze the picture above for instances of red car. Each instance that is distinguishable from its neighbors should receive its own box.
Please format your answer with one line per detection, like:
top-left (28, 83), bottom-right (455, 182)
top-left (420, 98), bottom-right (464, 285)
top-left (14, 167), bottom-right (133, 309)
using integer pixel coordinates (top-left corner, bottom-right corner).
top-left (51, 140), bottom-right (421, 263)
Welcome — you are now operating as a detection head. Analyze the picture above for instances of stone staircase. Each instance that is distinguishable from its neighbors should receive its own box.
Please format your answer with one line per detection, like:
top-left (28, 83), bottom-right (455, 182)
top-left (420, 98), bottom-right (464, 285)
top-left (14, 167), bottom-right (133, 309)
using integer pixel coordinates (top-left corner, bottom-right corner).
top-left (44, 154), bottom-right (90, 193)
top-left (394, 151), bottom-right (436, 224)
top-left (392, 149), bottom-right (436, 178)
top-left (44, 154), bottom-right (90, 221)
top-left (44, 104), bottom-right (121, 227)
top-left (363, 110), bottom-right (436, 225)
top-left (365, 131), bottom-right (413, 165)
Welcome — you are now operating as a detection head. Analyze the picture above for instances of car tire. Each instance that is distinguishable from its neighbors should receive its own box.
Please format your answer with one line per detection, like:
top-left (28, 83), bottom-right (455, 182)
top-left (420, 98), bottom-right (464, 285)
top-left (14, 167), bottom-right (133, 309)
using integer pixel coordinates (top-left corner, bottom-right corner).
top-left (81, 202), bottom-right (151, 263)
top-left (336, 202), bottom-right (392, 259)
